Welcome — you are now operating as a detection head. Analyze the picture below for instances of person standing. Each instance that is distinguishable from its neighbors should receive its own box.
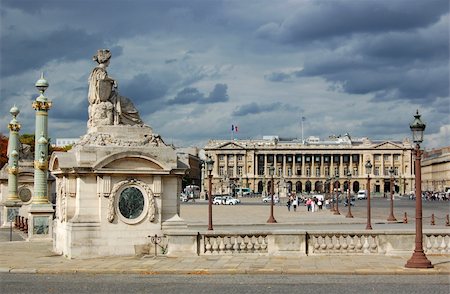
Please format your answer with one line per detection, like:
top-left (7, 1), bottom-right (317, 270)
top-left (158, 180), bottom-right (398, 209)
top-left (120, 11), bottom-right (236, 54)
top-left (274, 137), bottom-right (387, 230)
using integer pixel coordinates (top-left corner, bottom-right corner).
top-left (292, 196), bottom-right (298, 212)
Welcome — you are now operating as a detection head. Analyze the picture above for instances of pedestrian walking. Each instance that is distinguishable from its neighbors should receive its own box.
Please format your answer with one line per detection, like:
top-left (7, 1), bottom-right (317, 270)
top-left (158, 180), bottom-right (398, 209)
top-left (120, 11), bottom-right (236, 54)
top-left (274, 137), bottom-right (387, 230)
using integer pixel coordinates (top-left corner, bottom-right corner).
top-left (292, 196), bottom-right (298, 212)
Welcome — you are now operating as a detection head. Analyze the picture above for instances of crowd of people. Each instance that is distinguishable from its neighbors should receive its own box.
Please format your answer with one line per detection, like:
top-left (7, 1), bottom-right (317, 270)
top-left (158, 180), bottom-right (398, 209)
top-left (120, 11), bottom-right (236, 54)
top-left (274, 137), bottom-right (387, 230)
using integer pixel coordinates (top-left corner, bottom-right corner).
top-left (286, 194), bottom-right (324, 212)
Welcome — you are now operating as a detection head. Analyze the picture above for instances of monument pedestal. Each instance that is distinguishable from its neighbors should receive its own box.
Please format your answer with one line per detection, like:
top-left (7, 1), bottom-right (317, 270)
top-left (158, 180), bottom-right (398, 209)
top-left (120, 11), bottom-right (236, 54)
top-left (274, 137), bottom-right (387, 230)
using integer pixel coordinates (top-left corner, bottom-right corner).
top-left (50, 125), bottom-right (188, 258)
top-left (28, 203), bottom-right (54, 240)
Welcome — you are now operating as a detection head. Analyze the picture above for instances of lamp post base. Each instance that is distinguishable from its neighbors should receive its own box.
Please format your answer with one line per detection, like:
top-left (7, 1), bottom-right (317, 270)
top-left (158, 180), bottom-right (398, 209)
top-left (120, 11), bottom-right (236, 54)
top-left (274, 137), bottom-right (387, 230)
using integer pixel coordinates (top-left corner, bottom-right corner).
top-left (346, 212), bottom-right (354, 218)
top-left (387, 215), bottom-right (397, 222)
top-left (266, 216), bottom-right (277, 223)
top-left (405, 251), bottom-right (433, 268)
top-left (365, 224), bottom-right (372, 230)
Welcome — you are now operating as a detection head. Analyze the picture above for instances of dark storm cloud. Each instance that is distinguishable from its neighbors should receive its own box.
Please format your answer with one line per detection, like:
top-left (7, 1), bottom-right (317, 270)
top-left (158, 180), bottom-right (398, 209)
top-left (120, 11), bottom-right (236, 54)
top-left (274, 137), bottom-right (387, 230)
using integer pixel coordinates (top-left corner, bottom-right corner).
top-left (202, 84), bottom-right (229, 103)
top-left (232, 102), bottom-right (283, 116)
top-left (262, 1), bottom-right (449, 105)
top-left (256, 0), bottom-right (448, 43)
top-left (167, 84), bottom-right (230, 105)
top-left (1, 27), bottom-right (120, 77)
top-left (120, 74), bottom-right (170, 113)
top-left (168, 87), bottom-right (205, 105)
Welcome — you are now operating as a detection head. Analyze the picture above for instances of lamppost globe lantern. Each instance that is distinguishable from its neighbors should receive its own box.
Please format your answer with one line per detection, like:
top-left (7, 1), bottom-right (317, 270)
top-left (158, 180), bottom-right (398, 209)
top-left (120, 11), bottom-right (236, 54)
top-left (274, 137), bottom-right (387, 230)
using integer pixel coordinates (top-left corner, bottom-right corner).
top-left (346, 172), bottom-right (353, 218)
top-left (406, 111), bottom-right (433, 268)
top-left (206, 156), bottom-right (214, 231)
top-left (410, 110), bottom-right (426, 144)
top-left (365, 159), bottom-right (373, 230)
top-left (206, 157), bottom-right (214, 173)
top-left (365, 160), bottom-right (372, 175)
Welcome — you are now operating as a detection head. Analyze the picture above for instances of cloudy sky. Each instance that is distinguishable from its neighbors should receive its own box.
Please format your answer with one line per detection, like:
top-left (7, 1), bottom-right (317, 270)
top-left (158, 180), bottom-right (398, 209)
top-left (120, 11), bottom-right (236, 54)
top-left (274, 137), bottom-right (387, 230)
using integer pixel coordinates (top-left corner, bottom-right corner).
top-left (1, 0), bottom-right (449, 149)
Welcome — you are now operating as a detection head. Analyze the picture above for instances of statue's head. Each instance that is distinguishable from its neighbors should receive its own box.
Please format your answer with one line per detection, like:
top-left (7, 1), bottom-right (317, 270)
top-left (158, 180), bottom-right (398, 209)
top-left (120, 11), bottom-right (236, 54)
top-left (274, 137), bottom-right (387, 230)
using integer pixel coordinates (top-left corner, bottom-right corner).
top-left (93, 49), bottom-right (112, 64)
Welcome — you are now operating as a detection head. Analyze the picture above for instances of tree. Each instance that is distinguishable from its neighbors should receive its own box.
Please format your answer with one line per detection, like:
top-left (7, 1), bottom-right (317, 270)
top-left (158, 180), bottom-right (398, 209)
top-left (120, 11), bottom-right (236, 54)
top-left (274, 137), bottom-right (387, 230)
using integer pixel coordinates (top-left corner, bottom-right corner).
top-left (0, 134), bottom-right (8, 169)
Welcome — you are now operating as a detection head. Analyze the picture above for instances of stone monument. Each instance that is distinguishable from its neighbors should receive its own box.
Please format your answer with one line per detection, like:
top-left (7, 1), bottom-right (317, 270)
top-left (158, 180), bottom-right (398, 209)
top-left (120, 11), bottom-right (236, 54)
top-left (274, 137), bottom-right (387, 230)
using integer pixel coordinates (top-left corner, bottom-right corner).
top-left (50, 49), bottom-right (188, 258)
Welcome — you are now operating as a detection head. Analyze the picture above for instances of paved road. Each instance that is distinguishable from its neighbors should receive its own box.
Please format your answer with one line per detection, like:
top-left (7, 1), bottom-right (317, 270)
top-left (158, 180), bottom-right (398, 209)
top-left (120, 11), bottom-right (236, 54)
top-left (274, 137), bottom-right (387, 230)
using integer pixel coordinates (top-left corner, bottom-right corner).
top-left (180, 196), bottom-right (450, 230)
top-left (1, 273), bottom-right (449, 294)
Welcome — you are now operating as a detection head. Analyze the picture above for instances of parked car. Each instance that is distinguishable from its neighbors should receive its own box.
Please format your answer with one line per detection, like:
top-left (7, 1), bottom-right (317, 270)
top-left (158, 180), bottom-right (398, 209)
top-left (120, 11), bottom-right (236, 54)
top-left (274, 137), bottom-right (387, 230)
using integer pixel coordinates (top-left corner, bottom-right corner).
top-left (213, 196), bottom-right (223, 205)
top-left (180, 193), bottom-right (190, 202)
top-left (223, 196), bottom-right (240, 205)
top-left (357, 190), bottom-right (367, 200)
top-left (262, 195), bottom-right (280, 204)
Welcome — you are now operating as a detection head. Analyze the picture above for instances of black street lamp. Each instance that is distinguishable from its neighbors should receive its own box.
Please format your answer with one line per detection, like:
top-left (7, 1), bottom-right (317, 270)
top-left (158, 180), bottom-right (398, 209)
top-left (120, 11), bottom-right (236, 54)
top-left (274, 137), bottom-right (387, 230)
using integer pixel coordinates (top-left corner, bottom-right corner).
top-left (333, 175), bottom-right (340, 215)
top-left (206, 156), bottom-right (214, 231)
top-left (405, 110), bottom-right (433, 268)
top-left (346, 172), bottom-right (353, 218)
top-left (365, 160), bottom-right (373, 230)
top-left (267, 166), bottom-right (277, 223)
top-left (387, 167), bottom-right (397, 221)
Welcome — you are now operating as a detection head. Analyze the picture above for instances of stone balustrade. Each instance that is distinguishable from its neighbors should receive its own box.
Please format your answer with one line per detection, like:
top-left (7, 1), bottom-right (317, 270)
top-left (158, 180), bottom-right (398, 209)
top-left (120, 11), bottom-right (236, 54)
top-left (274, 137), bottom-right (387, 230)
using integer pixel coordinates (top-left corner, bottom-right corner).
top-left (164, 229), bottom-right (450, 257)
top-left (201, 234), bottom-right (269, 255)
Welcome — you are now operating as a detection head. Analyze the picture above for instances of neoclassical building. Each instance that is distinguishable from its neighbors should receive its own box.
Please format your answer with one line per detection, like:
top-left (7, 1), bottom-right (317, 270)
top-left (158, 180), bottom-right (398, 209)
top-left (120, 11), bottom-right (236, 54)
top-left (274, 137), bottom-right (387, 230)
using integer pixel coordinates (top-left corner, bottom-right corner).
top-left (204, 135), bottom-right (415, 197)
top-left (421, 146), bottom-right (450, 193)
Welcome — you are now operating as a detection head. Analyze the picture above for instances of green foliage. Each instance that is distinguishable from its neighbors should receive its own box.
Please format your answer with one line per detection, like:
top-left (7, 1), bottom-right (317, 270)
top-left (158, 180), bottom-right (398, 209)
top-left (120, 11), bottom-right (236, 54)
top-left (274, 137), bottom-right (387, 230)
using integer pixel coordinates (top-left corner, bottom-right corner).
top-left (0, 133), bottom-right (8, 169)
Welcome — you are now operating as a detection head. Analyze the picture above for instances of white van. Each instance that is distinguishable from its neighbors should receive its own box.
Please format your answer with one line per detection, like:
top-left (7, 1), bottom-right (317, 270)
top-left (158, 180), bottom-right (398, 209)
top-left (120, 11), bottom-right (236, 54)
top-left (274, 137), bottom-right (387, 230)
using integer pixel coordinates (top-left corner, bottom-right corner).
top-left (357, 190), bottom-right (367, 200)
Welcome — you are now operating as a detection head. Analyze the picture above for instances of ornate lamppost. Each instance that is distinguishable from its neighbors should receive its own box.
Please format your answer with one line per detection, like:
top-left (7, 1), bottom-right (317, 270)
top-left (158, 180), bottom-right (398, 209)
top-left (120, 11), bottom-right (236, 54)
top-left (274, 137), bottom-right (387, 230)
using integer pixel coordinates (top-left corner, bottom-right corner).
top-left (346, 172), bottom-right (353, 218)
top-left (405, 110), bottom-right (433, 268)
top-left (387, 167), bottom-right (397, 221)
top-left (333, 175), bottom-right (340, 215)
top-left (365, 160), bottom-right (373, 230)
top-left (267, 166), bottom-right (277, 223)
top-left (206, 157), bottom-right (214, 231)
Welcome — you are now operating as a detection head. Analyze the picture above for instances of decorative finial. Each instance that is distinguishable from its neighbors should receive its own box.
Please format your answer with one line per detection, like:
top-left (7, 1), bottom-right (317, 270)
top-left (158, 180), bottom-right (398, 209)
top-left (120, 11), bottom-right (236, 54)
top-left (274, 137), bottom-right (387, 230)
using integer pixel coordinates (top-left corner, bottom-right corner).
top-left (35, 72), bottom-right (49, 94)
top-left (10, 105), bottom-right (20, 117)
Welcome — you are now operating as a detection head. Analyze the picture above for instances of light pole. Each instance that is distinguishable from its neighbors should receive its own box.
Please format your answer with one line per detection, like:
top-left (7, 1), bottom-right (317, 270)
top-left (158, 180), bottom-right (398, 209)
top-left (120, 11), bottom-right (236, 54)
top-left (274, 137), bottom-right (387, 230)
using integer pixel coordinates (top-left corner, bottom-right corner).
top-left (387, 167), bottom-right (397, 221)
top-left (206, 156), bottom-right (214, 231)
top-left (333, 175), bottom-right (340, 215)
top-left (346, 172), bottom-right (353, 218)
top-left (365, 160), bottom-right (373, 230)
top-left (267, 166), bottom-right (277, 223)
top-left (405, 110), bottom-right (433, 268)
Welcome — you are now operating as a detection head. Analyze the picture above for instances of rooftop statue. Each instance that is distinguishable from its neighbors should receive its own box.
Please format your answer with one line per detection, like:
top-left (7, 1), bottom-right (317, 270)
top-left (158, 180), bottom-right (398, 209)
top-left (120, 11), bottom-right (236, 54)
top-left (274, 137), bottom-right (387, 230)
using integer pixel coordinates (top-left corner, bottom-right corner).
top-left (88, 49), bottom-right (144, 128)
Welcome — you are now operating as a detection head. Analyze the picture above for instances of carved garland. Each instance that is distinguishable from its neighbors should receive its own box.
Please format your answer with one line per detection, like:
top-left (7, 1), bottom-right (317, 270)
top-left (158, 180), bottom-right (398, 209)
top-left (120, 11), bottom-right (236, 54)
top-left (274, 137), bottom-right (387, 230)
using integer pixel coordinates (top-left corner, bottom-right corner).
top-left (107, 179), bottom-right (156, 223)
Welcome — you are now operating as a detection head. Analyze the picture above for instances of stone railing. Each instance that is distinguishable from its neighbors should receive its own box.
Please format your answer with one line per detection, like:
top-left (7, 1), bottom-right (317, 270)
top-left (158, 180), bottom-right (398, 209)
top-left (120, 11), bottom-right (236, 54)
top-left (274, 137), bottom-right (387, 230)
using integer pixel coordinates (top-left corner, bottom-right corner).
top-left (308, 233), bottom-right (380, 255)
top-left (164, 229), bottom-right (450, 257)
top-left (200, 234), bottom-right (269, 255)
top-left (425, 233), bottom-right (450, 254)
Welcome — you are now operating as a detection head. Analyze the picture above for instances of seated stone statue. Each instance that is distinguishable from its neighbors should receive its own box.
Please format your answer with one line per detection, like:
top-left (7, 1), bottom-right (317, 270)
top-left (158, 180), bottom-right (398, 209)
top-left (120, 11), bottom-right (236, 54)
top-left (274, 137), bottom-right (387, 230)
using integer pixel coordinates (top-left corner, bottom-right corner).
top-left (87, 49), bottom-right (144, 128)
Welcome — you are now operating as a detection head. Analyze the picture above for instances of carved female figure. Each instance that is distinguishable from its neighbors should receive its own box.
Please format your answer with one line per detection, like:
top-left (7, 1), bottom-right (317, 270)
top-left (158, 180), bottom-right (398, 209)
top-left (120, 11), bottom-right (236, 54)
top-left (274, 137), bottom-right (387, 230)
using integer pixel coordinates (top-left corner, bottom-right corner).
top-left (88, 49), bottom-right (144, 128)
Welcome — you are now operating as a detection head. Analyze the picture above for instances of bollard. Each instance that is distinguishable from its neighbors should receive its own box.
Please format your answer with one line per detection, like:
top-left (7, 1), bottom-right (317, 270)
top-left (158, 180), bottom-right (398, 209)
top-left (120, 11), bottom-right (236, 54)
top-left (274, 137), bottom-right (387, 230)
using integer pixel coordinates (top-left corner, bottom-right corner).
top-left (403, 212), bottom-right (408, 224)
top-left (15, 215), bottom-right (19, 228)
top-left (431, 213), bottom-right (435, 226)
top-left (446, 214), bottom-right (449, 227)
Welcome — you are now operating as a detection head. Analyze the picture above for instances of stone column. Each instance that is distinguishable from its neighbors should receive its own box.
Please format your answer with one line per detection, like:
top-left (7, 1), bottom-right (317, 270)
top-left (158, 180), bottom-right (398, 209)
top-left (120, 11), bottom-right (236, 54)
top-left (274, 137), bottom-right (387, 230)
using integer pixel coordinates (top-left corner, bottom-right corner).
top-left (2, 106), bottom-right (23, 227)
top-left (29, 74), bottom-right (54, 240)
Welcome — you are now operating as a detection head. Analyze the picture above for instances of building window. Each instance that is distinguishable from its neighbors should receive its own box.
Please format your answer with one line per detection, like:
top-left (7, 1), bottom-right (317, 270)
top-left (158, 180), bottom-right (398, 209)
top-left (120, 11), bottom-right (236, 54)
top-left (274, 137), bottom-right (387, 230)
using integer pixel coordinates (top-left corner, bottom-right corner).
top-left (384, 167), bottom-right (390, 176)
top-left (306, 167), bottom-right (311, 177)
top-left (238, 155), bottom-right (243, 162)
top-left (334, 167), bottom-right (339, 176)
top-left (297, 168), bottom-right (302, 176)
top-left (237, 166), bottom-right (243, 176)
top-left (383, 154), bottom-right (390, 162)
top-left (315, 167), bottom-right (320, 177)
top-left (374, 166), bottom-right (380, 176)
top-left (374, 155), bottom-right (380, 161)
top-left (219, 166), bottom-right (224, 176)
top-left (227, 167), bottom-right (234, 177)
top-left (353, 167), bottom-right (358, 176)
top-left (324, 167), bottom-right (329, 177)
top-left (343, 166), bottom-right (349, 175)
top-left (394, 167), bottom-right (399, 176)
top-left (287, 168), bottom-right (292, 176)
top-left (394, 154), bottom-right (400, 161)
top-left (219, 155), bottom-right (224, 161)
top-left (278, 167), bottom-right (282, 176)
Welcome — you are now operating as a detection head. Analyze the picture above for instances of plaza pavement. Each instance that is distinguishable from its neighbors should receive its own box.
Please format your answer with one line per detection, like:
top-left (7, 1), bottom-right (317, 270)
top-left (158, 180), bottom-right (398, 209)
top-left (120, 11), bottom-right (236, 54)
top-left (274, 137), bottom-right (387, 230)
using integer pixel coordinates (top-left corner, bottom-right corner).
top-left (0, 200), bottom-right (449, 275)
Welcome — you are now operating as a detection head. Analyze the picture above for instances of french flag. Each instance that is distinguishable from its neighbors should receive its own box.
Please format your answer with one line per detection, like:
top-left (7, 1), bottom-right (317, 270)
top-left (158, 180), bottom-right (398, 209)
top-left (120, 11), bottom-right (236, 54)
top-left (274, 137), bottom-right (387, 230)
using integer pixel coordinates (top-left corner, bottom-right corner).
top-left (232, 124), bottom-right (238, 132)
